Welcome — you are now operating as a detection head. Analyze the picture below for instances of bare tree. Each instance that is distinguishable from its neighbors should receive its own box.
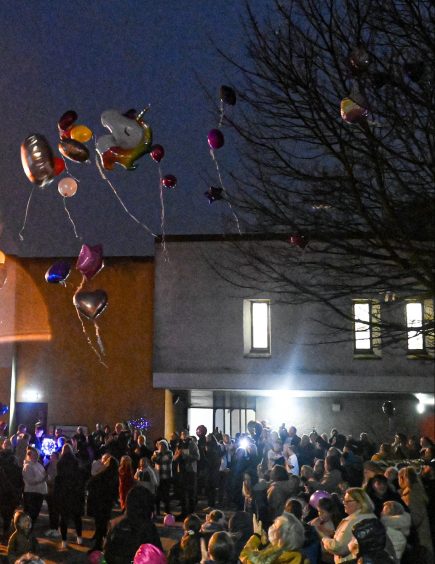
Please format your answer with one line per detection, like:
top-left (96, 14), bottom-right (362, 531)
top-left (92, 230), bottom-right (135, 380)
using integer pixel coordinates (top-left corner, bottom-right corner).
top-left (214, 0), bottom-right (434, 344)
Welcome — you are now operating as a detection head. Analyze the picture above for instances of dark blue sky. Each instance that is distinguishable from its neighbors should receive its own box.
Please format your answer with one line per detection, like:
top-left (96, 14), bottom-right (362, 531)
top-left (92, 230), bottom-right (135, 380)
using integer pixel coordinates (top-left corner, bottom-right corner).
top-left (0, 1), bottom-right (269, 257)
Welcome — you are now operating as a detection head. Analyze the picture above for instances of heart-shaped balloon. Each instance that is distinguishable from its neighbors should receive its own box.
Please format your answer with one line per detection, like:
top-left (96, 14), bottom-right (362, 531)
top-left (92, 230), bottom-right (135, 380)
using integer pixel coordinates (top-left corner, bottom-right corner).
top-left (76, 244), bottom-right (104, 280)
top-left (73, 290), bottom-right (108, 320)
top-left (45, 261), bottom-right (71, 284)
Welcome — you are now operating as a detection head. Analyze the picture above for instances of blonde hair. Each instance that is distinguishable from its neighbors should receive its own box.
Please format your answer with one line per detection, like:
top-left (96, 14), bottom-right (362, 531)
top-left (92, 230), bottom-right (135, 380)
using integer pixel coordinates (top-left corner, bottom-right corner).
top-left (268, 514), bottom-right (305, 550)
top-left (345, 487), bottom-right (374, 513)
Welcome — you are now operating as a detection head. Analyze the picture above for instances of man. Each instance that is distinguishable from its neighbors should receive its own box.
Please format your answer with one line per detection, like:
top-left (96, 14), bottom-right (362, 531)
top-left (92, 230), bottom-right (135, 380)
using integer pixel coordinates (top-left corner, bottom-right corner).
top-left (173, 430), bottom-right (200, 518)
top-left (286, 426), bottom-right (301, 450)
top-left (10, 424), bottom-right (27, 451)
top-left (106, 422), bottom-right (129, 460)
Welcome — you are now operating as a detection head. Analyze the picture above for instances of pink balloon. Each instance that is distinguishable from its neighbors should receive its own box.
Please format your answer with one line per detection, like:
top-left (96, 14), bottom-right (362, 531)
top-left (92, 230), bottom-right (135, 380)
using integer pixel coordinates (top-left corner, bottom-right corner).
top-left (58, 176), bottom-right (78, 197)
top-left (150, 144), bottom-right (165, 163)
top-left (76, 244), bottom-right (104, 280)
top-left (87, 550), bottom-right (104, 564)
top-left (207, 128), bottom-right (224, 150)
top-left (309, 490), bottom-right (331, 509)
top-left (163, 513), bottom-right (175, 526)
top-left (134, 544), bottom-right (167, 564)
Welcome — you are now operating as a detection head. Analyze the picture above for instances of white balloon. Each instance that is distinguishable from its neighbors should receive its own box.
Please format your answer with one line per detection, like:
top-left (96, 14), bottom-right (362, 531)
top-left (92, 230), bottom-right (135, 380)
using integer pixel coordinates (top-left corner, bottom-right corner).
top-left (58, 177), bottom-right (78, 197)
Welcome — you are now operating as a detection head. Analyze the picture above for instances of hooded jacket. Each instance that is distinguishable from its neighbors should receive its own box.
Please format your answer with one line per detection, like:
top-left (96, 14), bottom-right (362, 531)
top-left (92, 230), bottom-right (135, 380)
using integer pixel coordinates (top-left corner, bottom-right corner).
top-left (240, 534), bottom-right (310, 564)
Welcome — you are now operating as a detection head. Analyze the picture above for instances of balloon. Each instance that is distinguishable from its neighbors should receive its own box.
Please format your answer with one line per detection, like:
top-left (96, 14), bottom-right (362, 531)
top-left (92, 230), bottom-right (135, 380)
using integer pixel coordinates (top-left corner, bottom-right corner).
top-left (73, 290), bottom-right (108, 320)
top-left (53, 157), bottom-right (66, 176)
top-left (196, 425), bottom-right (207, 437)
top-left (0, 403), bottom-right (9, 416)
top-left (349, 46), bottom-right (370, 73)
top-left (208, 128), bottom-right (225, 150)
top-left (382, 401), bottom-right (395, 418)
top-left (58, 177), bottom-right (78, 197)
top-left (204, 186), bottom-right (223, 203)
top-left (59, 139), bottom-right (90, 163)
top-left (163, 514), bottom-right (175, 526)
top-left (0, 264), bottom-right (7, 289)
top-left (340, 97), bottom-right (368, 124)
top-left (21, 134), bottom-right (55, 187)
top-left (161, 174), bottom-right (177, 189)
top-left (70, 124), bottom-right (93, 143)
top-left (289, 234), bottom-right (307, 248)
top-left (45, 260), bottom-right (71, 284)
top-left (58, 110), bottom-right (78, 132)
top-left (76, 244), bottom-right (104, 280)
top-left (134, 544), bottom-right (167, 564)
top-left (88, 550), bottom-right (104, 564)
top-left (150, 144), bottom-right (165, 163)
top-left (309, 490), bottom-right (331, 509)
top-left (96, 109), bottom-right (153, 170)
top-left (220, 84), bottom-right (237, 105)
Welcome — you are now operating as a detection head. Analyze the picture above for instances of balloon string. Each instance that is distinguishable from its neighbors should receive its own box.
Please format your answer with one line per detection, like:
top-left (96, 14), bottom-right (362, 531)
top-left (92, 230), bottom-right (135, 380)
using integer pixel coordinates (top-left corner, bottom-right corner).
top-left (62, 158), bottom-right (80, 183)
top-left (18, 186), bottom-right (35, 241)
top-left (95, 157), bottom-right (157, 238)
top-left (209, 149), bottom-right (242, 235)
top-left (63, 197), bottom-right (81, 239)
top-left (74, 306), bottom-right (108, 367)
top-left (218, 99), bottom-right (225, 128)
top-left (94, 320), bottom-right (106, 356)
top-left (158, 164), bottom-right (169, 262)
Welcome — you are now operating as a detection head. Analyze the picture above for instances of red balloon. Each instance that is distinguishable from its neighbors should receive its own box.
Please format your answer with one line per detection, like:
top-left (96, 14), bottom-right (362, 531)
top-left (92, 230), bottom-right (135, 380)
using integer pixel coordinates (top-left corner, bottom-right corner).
top-left (289, 234), bottom-right (307, 248)
top-left (196, 425), bottom-right (207, 437)
top-left (150, 144), bottom-right (165, 163)
top-left (58, 110), bottom-right (78, 132)
top-left (161, 174), bottom-right (177, 189)
top-left (53, 157), bottom-right (66, 176)
top-left (208, 128), bottom-right (224, 150)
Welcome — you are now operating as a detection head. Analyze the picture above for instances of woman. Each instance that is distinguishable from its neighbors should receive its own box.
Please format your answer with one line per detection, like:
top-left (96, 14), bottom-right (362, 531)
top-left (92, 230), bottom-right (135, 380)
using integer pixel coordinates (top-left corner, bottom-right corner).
top-left (371, 443), bottom-right (393, 463)
top-left (310, 497), bottom-right (344, 563)
top-left (267, 464), bottom-right (300, 522)
top-left (152, 439), bottom-right (173, 515)
top-left (104, 484), bottom-right (162, 564)
top-left (322, 488), bottom-right (377, 563)
top-left (298, 435), bottom-right (316, 468)
top-left (54, 443), bottom-right (85, 548)
top-left (22, 447), bottom-right (47, 525)
top-left (87, 454), bottom-right (119, 551)
top-left (205, 433), bottom-right (222, 508)
top-left (167, 513), bottom-right (202, 564)
top-left (240, 513), bottom-right (309, 563)
top-left (119, 455), bottom-right (135, 512)
top-left (315, 456), bottom-right (343, 494)
top-left (364, 475), bottom-right (404, 517)
top-left (398, 466), bottom-right (433, 559)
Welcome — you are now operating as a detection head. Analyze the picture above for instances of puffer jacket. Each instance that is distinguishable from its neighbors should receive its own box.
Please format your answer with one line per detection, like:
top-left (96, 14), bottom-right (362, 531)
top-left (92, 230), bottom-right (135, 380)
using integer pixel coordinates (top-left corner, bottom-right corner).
top-left (240, 534), bottom-right (310, 564)
top-left (381, 512), bottom-right (411, 562)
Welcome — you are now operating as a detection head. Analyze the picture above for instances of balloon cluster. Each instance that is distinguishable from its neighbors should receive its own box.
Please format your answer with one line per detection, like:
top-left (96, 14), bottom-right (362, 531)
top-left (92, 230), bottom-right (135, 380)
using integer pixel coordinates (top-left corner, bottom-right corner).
top-left (41, 437), bottom-right (57, 457)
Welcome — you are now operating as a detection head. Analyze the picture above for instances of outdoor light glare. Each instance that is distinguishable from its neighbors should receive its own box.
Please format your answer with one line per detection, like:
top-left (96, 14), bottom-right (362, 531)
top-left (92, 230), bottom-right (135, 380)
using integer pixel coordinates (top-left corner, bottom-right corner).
top-left (239, 437), bottom-right (249, 449)
top-left (416, 402), bottom-right (425, 414)
top-left (22, 389), bottom-right (41, 402)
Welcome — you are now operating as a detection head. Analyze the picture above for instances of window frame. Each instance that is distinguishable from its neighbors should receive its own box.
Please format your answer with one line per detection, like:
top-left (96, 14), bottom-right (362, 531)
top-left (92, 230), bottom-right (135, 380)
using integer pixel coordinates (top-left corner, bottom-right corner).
top-left (352, 299), bottom-right (381, 357)
top-left (243, 298), bottom-right (271, 357)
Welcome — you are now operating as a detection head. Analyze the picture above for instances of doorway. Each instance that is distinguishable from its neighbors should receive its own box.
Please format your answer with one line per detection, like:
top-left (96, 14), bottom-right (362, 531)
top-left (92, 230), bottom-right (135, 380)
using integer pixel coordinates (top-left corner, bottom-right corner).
top-left (13, 402), bottom-right (48, 434)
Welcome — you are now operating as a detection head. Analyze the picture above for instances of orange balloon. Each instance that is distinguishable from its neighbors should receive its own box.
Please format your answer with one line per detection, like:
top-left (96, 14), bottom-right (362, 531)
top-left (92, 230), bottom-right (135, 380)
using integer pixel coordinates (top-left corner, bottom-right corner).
top-left (70, 125), bottom-right (93, 143)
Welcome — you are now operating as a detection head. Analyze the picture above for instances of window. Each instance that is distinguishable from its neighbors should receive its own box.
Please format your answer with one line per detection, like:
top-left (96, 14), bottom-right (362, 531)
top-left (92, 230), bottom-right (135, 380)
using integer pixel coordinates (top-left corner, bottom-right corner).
top-left (406, 300), bottom-right (434, 355)
top-left (244, 299), bottom-right (271, 356)
top-left (353, 300), bottom-right (381, 356)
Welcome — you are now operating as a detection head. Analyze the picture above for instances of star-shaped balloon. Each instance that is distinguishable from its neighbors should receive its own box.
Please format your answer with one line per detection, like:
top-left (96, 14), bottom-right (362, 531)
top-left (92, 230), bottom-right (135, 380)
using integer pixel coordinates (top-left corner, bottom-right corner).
top-left (76, 244), bottom-right (104, 280)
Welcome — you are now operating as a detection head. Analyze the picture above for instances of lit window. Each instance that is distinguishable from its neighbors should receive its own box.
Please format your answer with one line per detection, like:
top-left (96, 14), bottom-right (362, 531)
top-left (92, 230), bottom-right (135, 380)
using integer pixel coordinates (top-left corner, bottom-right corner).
top-left (353, 300), bottom-right (381, 355)
top-left (406, 302), bottom-right (424, 351)
top-left (244, 299), bottom-right (271, 356)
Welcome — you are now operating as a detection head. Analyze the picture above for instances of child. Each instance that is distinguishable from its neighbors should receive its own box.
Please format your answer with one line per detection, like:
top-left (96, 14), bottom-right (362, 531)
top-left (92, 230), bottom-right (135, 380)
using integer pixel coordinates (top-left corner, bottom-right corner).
top-left (167, 514), bottom-right (202, 564)
top-left (381, 500), bottom-right (411, 562)
top-left (7, 510), bottom-right (39, 561)
top-left (134, 456), bottom-right (159, 496)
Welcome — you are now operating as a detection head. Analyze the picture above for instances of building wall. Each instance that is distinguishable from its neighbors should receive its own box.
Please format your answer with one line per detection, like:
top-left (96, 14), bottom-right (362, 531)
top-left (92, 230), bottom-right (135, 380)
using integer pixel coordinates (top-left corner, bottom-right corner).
top-left (153, 240), bottom-right (434, 395)
top-left (6, 257), bottom-right (165, 438)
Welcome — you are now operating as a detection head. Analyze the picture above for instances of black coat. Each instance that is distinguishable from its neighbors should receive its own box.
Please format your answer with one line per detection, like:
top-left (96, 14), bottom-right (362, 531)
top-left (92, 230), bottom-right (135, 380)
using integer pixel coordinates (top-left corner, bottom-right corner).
top-left (87, 466), bottom-right (119, 518)
top-left (104, 514), bottom-right (162, 564)
top-left (54, 452), bottom-right (86, 516)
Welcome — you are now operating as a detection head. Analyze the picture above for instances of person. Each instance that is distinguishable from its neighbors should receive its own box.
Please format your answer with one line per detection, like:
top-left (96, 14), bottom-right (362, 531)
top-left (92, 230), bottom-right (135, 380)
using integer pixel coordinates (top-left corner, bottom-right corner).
top-left (173, 430), bottom-right (200, 518)
top-left (151, 439), bottom-right (173, 515)
top-left (103, 484), bottom-right (162, 564)
top-left (314, 455), bottom-right (343, 494)
top-left (10, 424), bottom-right (27, 451)
top-left (285, 499), bottom-right (321, 564)
top-left (364, 475), bottom-right (405, 517)
top-left (380, 500), bottom-right (411, 563)
top-left (134, 456), bottom-right (159, 496)
top-left (131, 433), bottom-right (153, 470)
top-left (298, 435), bottom-right (316, 468)
top-left (398, 465), bottom-right (433, 560)
top-left (310, 496), bottom-right (344, 562)
top-left (362, 461), bottom-right (384, 487)
top-left (201, 510), bottom-right (226, 547)
top-left (106, 422), bottom-right (130, 461)
top-left (73, 426), bottom-right (89, 466)
top-left (371, 443), bottom-right (393, 463)
top-left (228, 511), bottom-right (254, 560)
top-left (22, 447), bottom-right (47, 526)
top-left (167, 513), bottom-right (202, 564)
top-left (284, 443), bottom-right (300, 476)
top-left (30, 423), bottom-right (46, 455)
top-left (287, 426), bottom-right (302, 451)
top-left (358, 434), bottom-right (376, 461)
top-left (267, 464), bottom-right (300, 522)
top-left (204, 433), bottom-right (222, 509)
top-left (240, 513), bottom-right (309, 563)
top-left (0, 440), bottom-right (23, 539)
top-left (119, 455), bottom-right (135, 512)
top-left (43, 451), bottom-right (60, 539)
top-left (205, 531), bottom-right (237, 564)
top-left (15, 433), bottom-right (31, 468)
top-left (54, 443), bottom-right (86, 548)
top-left (322, 488), bottom-right (377, 563)
top-left (350, 518), bottom-right (395, 563)
top-left (87, 454), bottom-right (119, 551)
top-left (7, 510), bottom-right (39, 561)
top-left (268, 439), bottom-right (285, 471)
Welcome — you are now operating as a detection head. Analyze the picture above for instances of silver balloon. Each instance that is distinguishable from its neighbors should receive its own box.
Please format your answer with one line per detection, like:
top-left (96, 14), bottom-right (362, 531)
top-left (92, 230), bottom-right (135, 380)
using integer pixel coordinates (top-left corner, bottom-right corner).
top-left (20, 134), bottom-right (55, 187)
top-left (73, 290), bottom-right (108, 320)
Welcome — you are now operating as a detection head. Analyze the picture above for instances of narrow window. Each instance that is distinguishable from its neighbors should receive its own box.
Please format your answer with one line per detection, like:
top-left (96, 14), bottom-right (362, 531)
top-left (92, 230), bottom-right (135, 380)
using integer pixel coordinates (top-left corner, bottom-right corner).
top-left (244, 299), bottom-right (271, 356)
top-left (406, 302), bottom-right (424, 351)
top-left (353, 301), bottom-right (372, 351)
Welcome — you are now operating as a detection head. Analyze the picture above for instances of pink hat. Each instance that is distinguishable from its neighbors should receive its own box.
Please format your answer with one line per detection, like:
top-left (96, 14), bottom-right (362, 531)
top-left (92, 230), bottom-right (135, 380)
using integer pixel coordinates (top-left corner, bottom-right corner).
top-left (134, 544), bottom-right (167, 564)
top-left (163, 513), bottom-right (175, 526)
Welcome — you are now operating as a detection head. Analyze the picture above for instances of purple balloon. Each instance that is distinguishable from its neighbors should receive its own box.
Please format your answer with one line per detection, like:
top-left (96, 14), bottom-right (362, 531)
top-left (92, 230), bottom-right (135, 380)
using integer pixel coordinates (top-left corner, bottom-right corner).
top-left (207, 128), bottom-right (224, 150)
top-left (76, 244), bottom-right (104, 280)
top-left (309, 490), bottom-right (331, 509)
top-left (45, 261), bottom-right (71, 284)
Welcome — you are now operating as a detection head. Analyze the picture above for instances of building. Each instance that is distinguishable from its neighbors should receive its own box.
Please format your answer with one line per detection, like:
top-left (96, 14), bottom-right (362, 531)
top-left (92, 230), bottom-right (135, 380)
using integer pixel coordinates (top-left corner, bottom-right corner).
top-left (153, 236), bottom-right (435, 441)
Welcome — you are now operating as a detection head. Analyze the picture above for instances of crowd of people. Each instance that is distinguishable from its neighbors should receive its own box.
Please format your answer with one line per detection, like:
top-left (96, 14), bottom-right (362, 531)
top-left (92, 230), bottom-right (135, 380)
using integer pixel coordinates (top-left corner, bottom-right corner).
top-left (0, 419), bottom-right (433, 563)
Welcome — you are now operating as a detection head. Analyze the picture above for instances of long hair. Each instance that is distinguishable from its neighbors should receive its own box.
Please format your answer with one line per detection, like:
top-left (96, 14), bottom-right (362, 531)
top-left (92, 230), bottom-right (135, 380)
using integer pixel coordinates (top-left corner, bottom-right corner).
top-left (346, 487), bottom-right (375, 514)
top-left (179, 514), bottom-right (202, 563)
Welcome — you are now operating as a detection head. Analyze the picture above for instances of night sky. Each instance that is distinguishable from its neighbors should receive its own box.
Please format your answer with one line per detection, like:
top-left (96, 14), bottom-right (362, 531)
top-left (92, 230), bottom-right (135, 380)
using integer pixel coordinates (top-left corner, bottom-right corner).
top-left (0, 1), bottom-right (269, 257)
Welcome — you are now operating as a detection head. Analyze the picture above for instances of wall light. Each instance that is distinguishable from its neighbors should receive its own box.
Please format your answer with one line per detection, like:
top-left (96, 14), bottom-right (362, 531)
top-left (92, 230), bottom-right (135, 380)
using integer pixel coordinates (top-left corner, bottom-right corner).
top-left (22, 389), bottom-right (42, 402)
top-left (416, 402), bottom-right (425, 414)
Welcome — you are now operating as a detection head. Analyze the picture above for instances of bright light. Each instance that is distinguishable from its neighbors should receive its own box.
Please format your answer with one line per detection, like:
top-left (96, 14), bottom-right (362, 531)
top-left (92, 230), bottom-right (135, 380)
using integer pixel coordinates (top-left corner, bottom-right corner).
top-left (354, 302), bottom-right (371, 349)
top-left (416, 402), bottom-right (425, 414)
top-left (267, 390), bottom-right (298, 428)
top-left (406, 302), bottom-right (424, 350)
top-left (22, 389), bottom-right (41, 402)
top-left (252, 302), bottom-right (269, 349)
